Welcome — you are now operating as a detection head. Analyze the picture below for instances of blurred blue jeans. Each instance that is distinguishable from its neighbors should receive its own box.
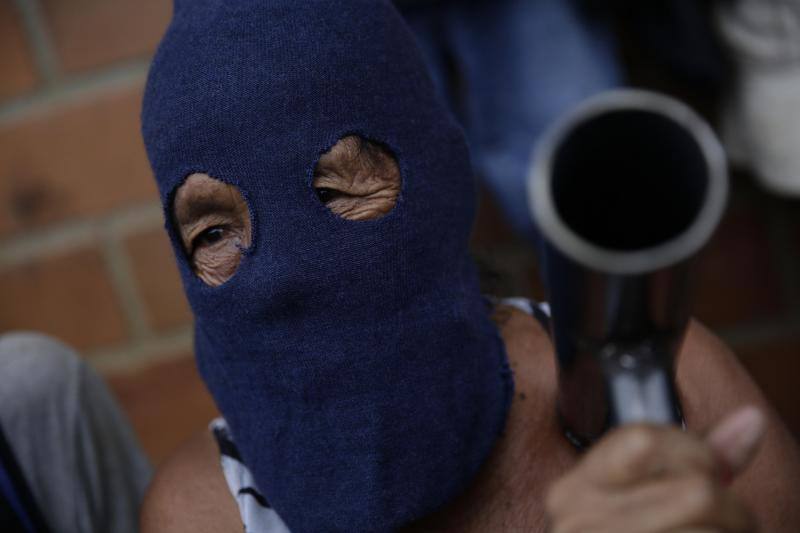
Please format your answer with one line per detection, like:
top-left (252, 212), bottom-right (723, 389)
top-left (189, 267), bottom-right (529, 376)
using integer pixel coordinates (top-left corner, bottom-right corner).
top-left (400, 0), bottom-right (622, 241)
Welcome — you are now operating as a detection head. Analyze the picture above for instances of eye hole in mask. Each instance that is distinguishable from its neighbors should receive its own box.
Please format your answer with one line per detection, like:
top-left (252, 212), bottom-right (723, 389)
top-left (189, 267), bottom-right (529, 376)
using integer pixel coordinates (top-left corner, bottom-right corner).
top-left (171, 137), bottom-right (399, 287)
top-left (312, 135), bottom-right (401, 221)
top-left (172, 173), bottom-right (252, 287)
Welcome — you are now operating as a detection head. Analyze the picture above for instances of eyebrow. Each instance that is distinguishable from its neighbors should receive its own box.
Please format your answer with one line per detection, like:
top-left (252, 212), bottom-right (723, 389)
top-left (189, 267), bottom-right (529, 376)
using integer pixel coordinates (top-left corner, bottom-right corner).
top-left (175, 189), bottom-right (240, 226)
top-left (314, 138), bottom-right (393, 180)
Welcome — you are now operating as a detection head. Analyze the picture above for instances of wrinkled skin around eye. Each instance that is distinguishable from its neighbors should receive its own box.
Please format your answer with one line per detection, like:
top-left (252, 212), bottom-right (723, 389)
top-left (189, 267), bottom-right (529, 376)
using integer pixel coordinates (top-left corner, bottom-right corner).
top-left (172, 136), bottom-right (401, 287)
top-left (312, 135), bottom-right (401, 220)
top-left (173, 173), bottom-right (251, 287)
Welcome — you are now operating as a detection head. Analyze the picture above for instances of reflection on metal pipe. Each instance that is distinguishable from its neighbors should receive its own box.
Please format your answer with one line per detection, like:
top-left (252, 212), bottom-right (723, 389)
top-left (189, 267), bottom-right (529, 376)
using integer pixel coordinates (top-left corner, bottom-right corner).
top-left (528, 89), bottom-right (728, 447)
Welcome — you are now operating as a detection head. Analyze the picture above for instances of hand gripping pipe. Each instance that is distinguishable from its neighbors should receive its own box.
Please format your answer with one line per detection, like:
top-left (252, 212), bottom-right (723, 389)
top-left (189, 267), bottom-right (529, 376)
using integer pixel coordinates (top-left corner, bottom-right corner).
top-left (528, 89), bottom-right (728, 447)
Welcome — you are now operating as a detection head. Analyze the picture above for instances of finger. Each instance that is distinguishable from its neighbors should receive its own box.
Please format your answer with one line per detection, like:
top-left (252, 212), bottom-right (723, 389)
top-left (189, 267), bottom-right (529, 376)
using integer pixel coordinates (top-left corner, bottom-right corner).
top-left (675, 487), bottom-right (755, 533)
top-left (706, 406), bottom-right (766, 485)
top-left (549, 476), bottom-right (754, 533)
top-left (578, 425), bottom-right (715, 487)
top-left (611, 475), bottom-right (755, 532)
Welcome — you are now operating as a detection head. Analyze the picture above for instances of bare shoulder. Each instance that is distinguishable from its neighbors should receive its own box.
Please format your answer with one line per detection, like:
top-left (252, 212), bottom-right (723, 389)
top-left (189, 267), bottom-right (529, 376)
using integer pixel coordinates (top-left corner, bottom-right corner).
top-left (140, 428), bottom-right (241, 533)
top-left (678, 320), bottom-right (789, 429)
top-left (491, 303), bottom-right (553, 370)
top-left (678, 320), bottom-right (800, 531)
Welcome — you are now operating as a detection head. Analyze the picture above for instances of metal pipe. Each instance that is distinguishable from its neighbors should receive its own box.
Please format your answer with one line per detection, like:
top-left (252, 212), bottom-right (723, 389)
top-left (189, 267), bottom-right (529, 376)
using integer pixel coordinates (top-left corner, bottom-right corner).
top-left (528, 89), bottom-right (728, 447)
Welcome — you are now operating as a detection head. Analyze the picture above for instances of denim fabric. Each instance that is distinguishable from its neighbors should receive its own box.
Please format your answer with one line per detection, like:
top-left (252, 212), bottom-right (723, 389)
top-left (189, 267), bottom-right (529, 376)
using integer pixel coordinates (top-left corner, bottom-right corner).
top-left (400, 0), bottom-right (622, 241)
top-left (141, 2), bottom-right (512, 532)
top-left (0, 427), bottom-right (38, 533)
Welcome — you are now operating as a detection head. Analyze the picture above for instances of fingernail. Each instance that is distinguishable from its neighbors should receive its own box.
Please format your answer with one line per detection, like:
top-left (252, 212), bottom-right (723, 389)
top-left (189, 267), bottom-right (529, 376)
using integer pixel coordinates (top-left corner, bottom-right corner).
top-left (709, 406), bottom-right (766, 483)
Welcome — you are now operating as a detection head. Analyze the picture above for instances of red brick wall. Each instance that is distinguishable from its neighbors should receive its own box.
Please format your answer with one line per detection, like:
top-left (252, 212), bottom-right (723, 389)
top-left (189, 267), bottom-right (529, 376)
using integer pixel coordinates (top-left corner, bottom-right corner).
top-left (0, 0), bottom-right (188, 360)
top-left (0, 0), bottom-right (217, 462)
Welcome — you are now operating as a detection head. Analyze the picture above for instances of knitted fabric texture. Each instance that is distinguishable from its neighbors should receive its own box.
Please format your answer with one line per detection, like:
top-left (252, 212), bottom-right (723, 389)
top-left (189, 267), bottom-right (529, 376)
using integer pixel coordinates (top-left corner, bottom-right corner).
top-left (141, 1), bottom-right (512, 531)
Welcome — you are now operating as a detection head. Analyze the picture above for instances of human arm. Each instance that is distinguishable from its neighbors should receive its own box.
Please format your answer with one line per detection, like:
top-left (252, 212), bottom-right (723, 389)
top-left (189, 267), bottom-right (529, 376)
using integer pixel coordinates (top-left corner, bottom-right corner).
top-left (676, 320), bottom-right (800, 531)
top-left (140, 429), bottom-right (241, 533)
top-left (546, 319), bottom-right (800, 532)
top-left (410, 310), bottom-right (800, 532)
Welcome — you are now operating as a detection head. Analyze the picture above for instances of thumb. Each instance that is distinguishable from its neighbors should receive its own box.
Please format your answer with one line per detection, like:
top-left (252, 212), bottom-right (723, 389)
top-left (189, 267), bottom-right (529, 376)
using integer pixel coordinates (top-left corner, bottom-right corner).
top-left (706, 405), bottom-right (766, 485)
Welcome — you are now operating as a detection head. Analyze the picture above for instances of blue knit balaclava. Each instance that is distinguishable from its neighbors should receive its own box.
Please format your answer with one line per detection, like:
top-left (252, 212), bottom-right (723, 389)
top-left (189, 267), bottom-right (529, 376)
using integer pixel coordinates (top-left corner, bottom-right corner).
top-left (141, 1), bottom-right (511, 531)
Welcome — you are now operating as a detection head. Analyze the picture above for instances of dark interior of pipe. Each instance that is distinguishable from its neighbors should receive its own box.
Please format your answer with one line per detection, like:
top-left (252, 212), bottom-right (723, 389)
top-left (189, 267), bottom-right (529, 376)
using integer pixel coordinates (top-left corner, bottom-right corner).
top-left (551, 109), bottom-right (709, 251)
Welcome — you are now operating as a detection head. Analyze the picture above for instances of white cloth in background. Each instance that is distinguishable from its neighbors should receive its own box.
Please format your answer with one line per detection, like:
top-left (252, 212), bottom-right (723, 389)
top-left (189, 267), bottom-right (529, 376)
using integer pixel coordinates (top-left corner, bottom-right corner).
top-left (716, 0), bottom-right (800, 196)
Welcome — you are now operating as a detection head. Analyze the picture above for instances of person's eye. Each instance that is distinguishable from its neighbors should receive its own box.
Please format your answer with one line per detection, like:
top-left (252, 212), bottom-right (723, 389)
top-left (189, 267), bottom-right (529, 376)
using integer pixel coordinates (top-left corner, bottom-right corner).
top-left (192, 226), bottom-right (227, 251)
top-left (314, 187), bottom-right (344, 204)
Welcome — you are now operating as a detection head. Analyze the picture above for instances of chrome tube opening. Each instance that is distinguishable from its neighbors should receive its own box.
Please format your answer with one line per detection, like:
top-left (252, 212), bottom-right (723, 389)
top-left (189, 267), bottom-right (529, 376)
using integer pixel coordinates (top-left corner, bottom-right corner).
top-left (530, 90), bottom-right (728, 275)
top-left (552, 110), bottom-right (707, 251)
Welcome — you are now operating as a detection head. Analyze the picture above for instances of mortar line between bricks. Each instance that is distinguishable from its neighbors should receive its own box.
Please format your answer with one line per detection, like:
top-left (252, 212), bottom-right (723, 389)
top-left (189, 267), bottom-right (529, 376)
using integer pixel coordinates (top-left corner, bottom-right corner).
top-left (0, 59), bottom-right (150, 127)
top-left (89, 325), bottom-right (194, 375)
top-left (12, 0), bottom-right (59, 84)
top-left (0, 201), bottom-right (163, 268)
top-left (102, 231), bottom-right (152, 343)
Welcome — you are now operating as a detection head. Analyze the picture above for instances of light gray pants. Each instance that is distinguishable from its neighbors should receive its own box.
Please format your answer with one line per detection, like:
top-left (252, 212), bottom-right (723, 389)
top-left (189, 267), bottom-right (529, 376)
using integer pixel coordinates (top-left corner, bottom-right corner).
top-left (0, 333), bottom-right (152, 533)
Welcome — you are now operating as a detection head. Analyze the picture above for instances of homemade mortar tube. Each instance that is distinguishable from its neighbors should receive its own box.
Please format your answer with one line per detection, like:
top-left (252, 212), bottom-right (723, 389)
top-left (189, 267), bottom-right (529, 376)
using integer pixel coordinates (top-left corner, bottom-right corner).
top-left (528, 89), bottom-right (728, 447)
